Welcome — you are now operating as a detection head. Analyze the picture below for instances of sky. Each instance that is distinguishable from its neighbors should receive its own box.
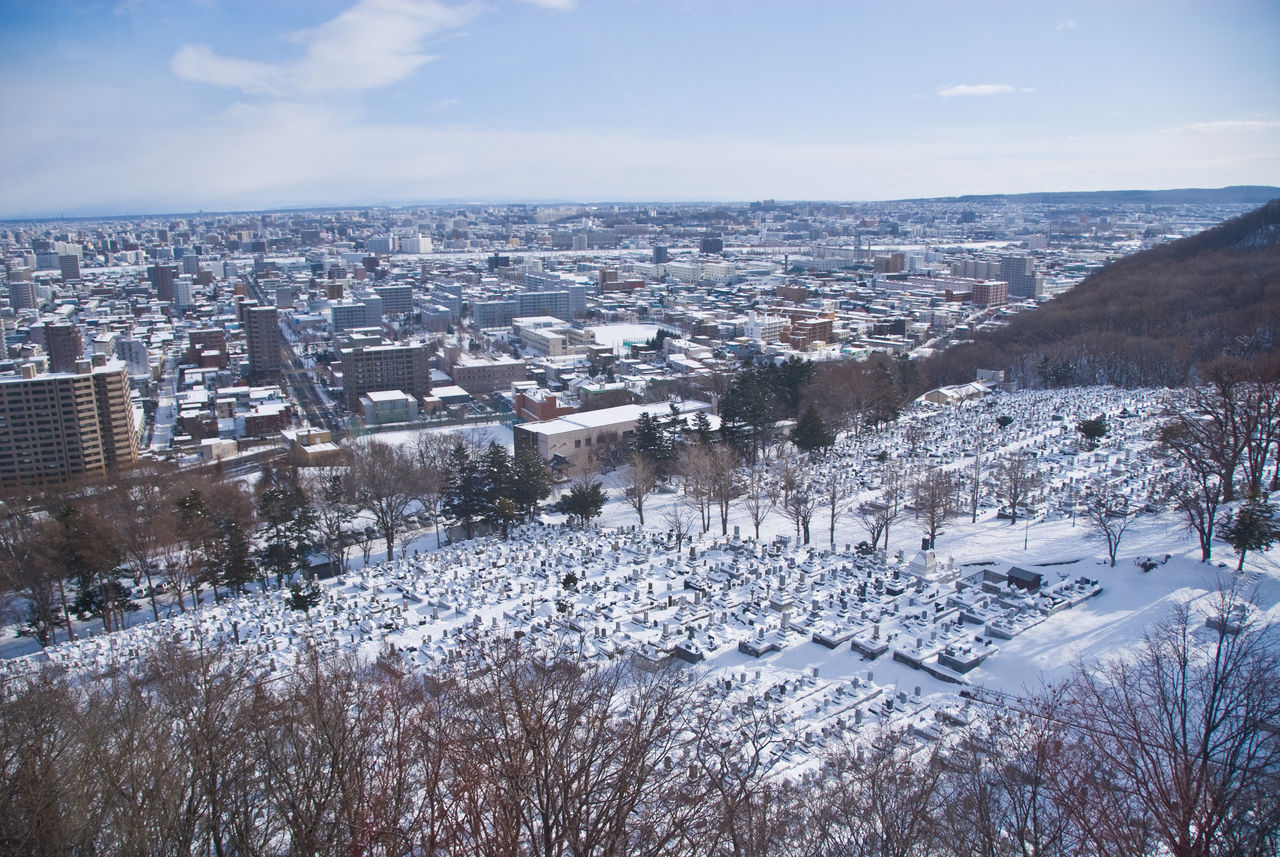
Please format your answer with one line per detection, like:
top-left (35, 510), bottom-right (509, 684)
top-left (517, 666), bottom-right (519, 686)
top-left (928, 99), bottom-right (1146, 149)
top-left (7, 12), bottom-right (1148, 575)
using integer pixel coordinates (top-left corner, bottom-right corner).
top-left (1, 0), bottom-right (1278, 217)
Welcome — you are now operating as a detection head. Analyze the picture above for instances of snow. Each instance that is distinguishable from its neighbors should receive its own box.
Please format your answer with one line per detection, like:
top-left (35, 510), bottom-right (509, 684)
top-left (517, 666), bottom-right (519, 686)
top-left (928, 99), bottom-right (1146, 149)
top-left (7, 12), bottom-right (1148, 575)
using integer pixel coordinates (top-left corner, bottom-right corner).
top-left (7, 384), bottom-right (1277, 772)
top-left (585, 323), bottom-right (669, 354)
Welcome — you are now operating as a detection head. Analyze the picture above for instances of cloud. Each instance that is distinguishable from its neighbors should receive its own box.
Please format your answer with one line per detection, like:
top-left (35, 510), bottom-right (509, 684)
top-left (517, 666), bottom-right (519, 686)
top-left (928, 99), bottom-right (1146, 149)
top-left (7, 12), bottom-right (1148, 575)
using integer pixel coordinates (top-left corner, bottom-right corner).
top-left (172, 45), bottom-right (286, 96)
top-left (1056, 19), bottom-right (1075, 31)
top-left (517, 0), bottom-right (580, 10)
top-left (1177, 119), bottom-right (1280, 134)
top-left (172, 0), bottom-right (477, 95)
top-left (938, 83), bottom-right (1017, 98)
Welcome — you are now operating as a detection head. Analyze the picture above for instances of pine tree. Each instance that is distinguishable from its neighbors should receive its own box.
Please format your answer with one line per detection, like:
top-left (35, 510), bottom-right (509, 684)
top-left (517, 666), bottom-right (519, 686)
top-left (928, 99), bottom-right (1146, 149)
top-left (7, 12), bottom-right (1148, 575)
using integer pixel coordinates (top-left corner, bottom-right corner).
top-left (557, 480), bottom-right (607, 528)
top-left (511, 446), bottom-right (553, 520)
top-left (1219, 500), bottom-right (1280, 571)
top-left (443, 441), bottom-right (487, 539)
top-left (791, 403), bottom-right (835, 454)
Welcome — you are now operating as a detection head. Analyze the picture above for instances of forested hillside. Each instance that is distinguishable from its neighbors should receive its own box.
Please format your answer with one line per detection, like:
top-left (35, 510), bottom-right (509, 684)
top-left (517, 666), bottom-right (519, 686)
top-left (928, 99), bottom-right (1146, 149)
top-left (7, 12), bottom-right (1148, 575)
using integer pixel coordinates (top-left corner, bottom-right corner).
top-left (921, 199), bottom-right (1280, 390)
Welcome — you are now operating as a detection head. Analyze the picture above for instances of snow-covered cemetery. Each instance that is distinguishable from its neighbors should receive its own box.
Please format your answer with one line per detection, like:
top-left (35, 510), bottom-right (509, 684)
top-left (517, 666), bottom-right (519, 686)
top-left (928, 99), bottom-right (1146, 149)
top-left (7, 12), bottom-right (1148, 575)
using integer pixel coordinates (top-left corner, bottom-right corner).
top-left (8, 382), bottom-right (1277, 756)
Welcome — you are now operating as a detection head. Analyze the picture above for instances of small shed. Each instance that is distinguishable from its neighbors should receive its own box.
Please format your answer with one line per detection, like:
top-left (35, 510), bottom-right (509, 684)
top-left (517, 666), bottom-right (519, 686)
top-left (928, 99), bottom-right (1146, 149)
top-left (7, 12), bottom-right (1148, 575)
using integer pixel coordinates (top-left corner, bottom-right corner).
top-left (1006, 566), bottom-right (1043, 592)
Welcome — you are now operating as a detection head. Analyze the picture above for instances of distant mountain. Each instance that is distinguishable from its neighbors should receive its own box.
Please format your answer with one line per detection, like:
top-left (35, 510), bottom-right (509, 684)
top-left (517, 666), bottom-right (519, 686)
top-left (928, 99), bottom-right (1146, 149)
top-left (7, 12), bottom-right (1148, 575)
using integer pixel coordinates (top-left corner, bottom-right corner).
top-left (919, 199), bottom-right (1280, 390)
top-left (909, 186), bottom-right (1280, 206)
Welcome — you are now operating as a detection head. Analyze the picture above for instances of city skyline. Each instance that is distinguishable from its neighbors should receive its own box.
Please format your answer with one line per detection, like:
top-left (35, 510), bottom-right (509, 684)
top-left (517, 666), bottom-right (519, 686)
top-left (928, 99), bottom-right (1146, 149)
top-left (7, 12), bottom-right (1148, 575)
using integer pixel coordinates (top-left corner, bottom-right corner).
top-left (2, 0), bottom-right (1278, 218)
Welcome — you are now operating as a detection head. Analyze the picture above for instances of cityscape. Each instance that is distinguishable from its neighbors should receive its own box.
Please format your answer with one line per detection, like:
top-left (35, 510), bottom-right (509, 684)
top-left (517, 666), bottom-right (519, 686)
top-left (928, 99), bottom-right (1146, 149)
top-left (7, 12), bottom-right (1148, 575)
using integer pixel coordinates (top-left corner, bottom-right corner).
top-left (1, 2), bottom-right (1278, 856)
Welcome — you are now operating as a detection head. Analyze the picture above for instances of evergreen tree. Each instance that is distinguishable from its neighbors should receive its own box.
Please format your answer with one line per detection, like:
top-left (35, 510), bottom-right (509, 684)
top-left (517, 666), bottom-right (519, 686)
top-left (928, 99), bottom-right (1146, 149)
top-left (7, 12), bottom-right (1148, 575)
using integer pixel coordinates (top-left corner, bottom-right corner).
top-left (721, 367), bottom-right (778, 462)
top-left (511, 446), bottom-right (553, 520)
top-left (443, 441), bottom-right (487, 539)
top-left (1076, 415), bottom-right (1110, 451)
top-left (286, 579), bottom-right (322, 612)
top-left (792, 403), bottom-right (835, 454)
top-left (557, 480), bottom-right (607, 528)
top-left (1219, 500), bottom-right (1280, 571)
top-left (772, 355), bottom-right (814, 418)
top-left (688, 410), bottom-right (714, 446)
top-left (258, 484), bottom-right (317, 587)
top-left (633, 411), bottom-right (673, 473)
top-left (478, 442), bottom-right (518, 537)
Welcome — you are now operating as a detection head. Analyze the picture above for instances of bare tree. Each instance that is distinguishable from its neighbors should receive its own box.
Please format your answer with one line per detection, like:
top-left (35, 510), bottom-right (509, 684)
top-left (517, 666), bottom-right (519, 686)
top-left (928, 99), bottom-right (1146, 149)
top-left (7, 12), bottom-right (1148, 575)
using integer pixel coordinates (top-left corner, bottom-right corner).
top-left (623, 448), bottom-right (658, 527)
top-left (823, 477), bottom-right (854, 551)
top-left (1160, 442), bottom-right (1226, 563)
top-left (1053, 592), bottom-right (1280, 857)
top-left (300, 465), bottom-right (354, 577)
top-left (347, 439), bottom-right (420, 562)
top-left (778, 471), bottom-right (818, 545)
top-left (856, 462), bottom-right (906, 552)
top-left (993, 454), bottom-right (1041, 525)
top-left (808, 728), bottom-right (946, 857)
top-left (679, 442), bottom-right (715, 533)
top-left (709, 443), bottom-right (740, 536)
top-left (105, 461), bottom-right (179, 621)
top-left (0, 500), bottom-right (63, 644)
top-left (912, 465), bottom-right (958, 549)
top-left (664, 502), bottom-right (698, 553)
top-left (1080, 477), bottom-right (1146, 567)
top-left (412, 431), bottom-right (454, 547)
top-left (741, 466), bottom-right (775, 541)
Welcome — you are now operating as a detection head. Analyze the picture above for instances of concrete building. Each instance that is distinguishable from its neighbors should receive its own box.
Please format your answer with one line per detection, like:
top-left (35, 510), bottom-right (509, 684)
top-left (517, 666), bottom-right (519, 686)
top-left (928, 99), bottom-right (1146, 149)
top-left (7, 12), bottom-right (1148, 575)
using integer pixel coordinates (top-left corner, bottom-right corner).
top-left (340, 342), bottom-right (431, 411)
top-left (373, 284), bottom-right (413, 316)
top-left (743, 311), bottom-right (786, 342)
top-left (514, 400), bottom-right (711, 468)
top-left (58, 254), bottom-right (81, 281)
top-left (8, 281), bottom-right (38, 311)
top-left (999, 255), bottom-right (1045, 299)
top-left (444, 349), bottom-right (527, 395)
top-left (44, 322), bottom-right (84, 374)
top-left (245, 304), bottom-right (281, 381)
top-left (0, 359), bottom-right (138, 486)
top-left (147, 263), bottom-right (177, 304)
top-left (331, 301), bottom-right (369, 332)
top-left (970, 279), bottom-right (1009, 307)
top-left (360, 389), bottom-right (419, 425)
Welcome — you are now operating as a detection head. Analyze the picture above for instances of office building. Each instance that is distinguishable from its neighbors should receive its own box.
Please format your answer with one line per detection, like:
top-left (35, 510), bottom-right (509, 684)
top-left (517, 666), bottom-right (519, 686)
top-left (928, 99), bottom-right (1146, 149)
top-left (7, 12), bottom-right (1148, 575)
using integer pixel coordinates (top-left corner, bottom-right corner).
top-left (373, 284), bottom-right (413, 316)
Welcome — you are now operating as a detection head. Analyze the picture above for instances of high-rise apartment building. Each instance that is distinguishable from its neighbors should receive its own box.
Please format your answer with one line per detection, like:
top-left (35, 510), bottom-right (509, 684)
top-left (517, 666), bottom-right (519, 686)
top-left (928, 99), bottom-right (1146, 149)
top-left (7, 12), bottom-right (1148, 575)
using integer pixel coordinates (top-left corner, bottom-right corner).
top-left (245, 304), bottom-right (281, 381)
top-left (147, 263), bottom-right (178, 304)
top-left (7, 281), bottom-right (37, 311)
top-left (340, 343), bottom-right (431, 411)
top-left (0, 359), bottom-right (138, 486)
top-left (58, 254), bottom-right (81, 281)
top-left (45, 322), bottom-right (84, 374)
top-left (999, 255), bottom-right (1045, 299)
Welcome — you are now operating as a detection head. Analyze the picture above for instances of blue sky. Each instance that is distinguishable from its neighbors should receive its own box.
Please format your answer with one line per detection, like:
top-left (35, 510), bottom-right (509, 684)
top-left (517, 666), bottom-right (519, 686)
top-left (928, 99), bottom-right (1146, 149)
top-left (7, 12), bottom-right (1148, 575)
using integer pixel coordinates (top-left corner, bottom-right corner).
top-left (1, 0), bottom-right (1277, 217)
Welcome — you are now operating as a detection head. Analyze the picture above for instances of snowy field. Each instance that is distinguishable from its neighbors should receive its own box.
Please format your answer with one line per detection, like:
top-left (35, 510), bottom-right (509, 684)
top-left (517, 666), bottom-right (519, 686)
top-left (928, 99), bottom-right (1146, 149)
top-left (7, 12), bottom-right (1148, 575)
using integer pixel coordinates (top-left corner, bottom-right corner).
top-left (586, 323), bottom-right (669, 354)
top-left (8, 385), bottom-right (1277, 771)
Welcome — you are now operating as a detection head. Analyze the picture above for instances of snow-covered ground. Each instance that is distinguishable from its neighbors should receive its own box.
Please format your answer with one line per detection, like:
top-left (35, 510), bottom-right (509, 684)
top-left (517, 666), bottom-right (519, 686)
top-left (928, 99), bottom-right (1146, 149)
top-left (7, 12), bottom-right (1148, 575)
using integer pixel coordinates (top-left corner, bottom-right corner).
top-left (586, 323), bottom-right (668, 355)
top-left (8, 385), bottom-right (1277, 771)
top-left (364, 420), bottom-right (515, 451)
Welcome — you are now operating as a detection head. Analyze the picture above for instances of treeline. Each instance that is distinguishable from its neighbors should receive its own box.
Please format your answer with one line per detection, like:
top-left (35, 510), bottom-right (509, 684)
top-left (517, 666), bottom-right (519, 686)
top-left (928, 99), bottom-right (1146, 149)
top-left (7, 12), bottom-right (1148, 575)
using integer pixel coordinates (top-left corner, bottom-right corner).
top-left (0, 433), bottom-right (554, 647)
top-left (2, 594), bottom-right (1276, 857)
top-left (716, 353), bottom-right (920, 460)
top-left (918, 199), bottom-right (1280, 390)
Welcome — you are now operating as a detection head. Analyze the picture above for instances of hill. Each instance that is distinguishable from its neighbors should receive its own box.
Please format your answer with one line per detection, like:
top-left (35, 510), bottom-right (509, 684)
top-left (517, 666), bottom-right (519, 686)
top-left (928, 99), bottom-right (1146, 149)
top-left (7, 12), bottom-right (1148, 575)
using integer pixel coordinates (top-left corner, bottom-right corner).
top-left (919, 199), bottom-right (1280, 390)
top-left (909, 186), bottom-right (1280, 206)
